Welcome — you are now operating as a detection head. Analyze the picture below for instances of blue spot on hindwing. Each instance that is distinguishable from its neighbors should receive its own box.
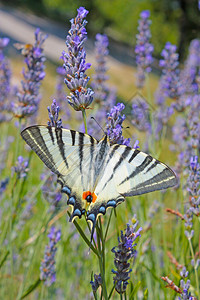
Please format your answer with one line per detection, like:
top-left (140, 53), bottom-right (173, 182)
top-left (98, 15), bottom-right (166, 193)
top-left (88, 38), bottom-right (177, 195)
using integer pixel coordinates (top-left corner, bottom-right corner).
top-left (67, 196), bottom-right (75, 205)
top-left (106, 200), bottom-right (116, 208)
top-left (61, 186), bottom-right (71, 195)
top-left (99, 206), bottom-right (106, 214)
top-left (73, 209), bottom-right (81, 217)
top-left (87, 213), bottom-right (96, 222)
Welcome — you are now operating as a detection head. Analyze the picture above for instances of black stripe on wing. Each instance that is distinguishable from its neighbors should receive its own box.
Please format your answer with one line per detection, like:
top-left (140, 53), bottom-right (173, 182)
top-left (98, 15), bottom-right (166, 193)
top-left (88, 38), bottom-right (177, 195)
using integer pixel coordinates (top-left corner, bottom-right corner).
top-left (48, 126), bottom-right (55, 144)
top-left (55, 128), bottom-right (69, 169)
top-left (101, 145), bottom-right (131, 191)
top-left (70, 130), bottom-right (76, 146)
top-left (124, 167), bottom-right (177, 196)
top-left (128, 149), bottom-right (140, 163)
top-left (120, 155), bottom-right (153, 185)
top-left (79, 132), bottom-right (84, 174)
top-left (21, 126), bottom-right (60, 175)
top-left (94, 135), bottom-right (109, 177)
top-left (144, 159), bottom-right (160, 173)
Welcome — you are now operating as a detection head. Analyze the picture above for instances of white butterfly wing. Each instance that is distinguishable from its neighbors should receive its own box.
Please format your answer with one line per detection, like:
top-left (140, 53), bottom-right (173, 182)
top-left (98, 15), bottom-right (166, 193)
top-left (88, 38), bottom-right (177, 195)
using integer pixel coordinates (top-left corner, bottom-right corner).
top-left (108, 144), bottom-right (177, 197)
top-left (21, 126), bottom-right (98, 221)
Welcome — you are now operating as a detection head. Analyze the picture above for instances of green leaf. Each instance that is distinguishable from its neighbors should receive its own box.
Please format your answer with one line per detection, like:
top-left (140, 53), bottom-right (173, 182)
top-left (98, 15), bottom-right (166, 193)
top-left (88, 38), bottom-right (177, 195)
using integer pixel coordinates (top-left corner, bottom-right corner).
top-left (67, 212), bottom-right (99, 257)
top-left (0, 250), bottom-right (9, 269)
top-left (20, 278), bottom-right (41, 299)
top-left (129, 281), bottom-right (142, 300)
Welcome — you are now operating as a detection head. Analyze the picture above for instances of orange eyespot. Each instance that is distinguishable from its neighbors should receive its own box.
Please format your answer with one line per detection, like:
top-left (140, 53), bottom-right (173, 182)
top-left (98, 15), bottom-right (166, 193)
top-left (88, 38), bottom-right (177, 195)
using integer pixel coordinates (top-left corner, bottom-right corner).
top-left (83, 191), bottom-right (97, 203)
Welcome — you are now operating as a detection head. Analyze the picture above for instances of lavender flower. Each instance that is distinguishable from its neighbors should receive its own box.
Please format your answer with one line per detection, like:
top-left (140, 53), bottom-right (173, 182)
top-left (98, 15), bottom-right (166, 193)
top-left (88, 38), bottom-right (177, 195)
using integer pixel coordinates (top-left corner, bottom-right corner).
top-left (131, 95), bottom-right (151, 132)
top-left (91, 33), bottom-right (109, 104)
top-left (172, 93), bottom-right (200, 179)
top-left (12, 156), bottom-right (29, 179)
top-left (41, 172), bottom-right (63, 212)
top-left (159, 42), bottom-right (181, 100)
top-left (187, 156), bottom-right (200, 215)
top-left (106, 103), bottom-right (130, 146)
top-left (0, 37), bottom-right (11, 122)
top-left (154, 87), bottom-right (174, 139)
top-left (0, 37), bottom-right (10, 49)
top-left (90, 273), bottom-right (102, 292)
top-left (16, 197), bottom-right (36, 231)
top-left (187, 94), bottom-right (200, 151)
top-left (135, 10), bottom-right (154, 88)
top-left (47, 99), bottom-right (62, 128)
top-left (40, 226), bottom-right (61, 286)
top-left (11, 28), bottom-right (47, 119)
top-left (183, 156), bottom-right (200, 241)
top-left (61, 7), bottom-right (94, 111)
top-left (112, 221), bottom-right (142, 294)
top-left (178, 267), bottom-right (195, 300)
top-left (180, 39), bottom-right (200, 95)
top-left (0, 177), bottom-right (9, 198)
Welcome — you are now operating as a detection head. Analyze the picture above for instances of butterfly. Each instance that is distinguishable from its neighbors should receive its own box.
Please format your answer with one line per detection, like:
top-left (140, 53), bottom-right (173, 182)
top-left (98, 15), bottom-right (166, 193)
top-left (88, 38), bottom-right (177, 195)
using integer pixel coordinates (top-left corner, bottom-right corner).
top-left (21, 125), bottom-right (177, 239)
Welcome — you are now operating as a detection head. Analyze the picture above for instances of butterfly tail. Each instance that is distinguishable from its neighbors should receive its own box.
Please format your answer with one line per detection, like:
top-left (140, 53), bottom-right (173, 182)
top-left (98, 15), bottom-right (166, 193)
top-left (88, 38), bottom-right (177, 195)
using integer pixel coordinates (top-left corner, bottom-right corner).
top-left (87, 214), bottom-right (97, 248)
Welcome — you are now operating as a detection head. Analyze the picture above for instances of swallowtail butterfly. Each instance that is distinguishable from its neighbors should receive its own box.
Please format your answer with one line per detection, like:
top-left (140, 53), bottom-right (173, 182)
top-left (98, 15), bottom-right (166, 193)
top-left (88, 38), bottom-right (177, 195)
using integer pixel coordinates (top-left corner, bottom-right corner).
top-left (21, 126), bottom-right (177, 238)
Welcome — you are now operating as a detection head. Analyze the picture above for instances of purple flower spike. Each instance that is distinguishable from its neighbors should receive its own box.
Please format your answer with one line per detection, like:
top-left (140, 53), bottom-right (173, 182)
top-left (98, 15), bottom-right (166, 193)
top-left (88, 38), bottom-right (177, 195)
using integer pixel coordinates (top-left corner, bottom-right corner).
top-left (0, 37), bottom-right (11, 123)
top-left (135, 10), bottom-right (154, 88)
top-left (12, 156), bottom-right (29, 179)
top-left (77, 6), bottom-right (89, 18)
top-left (0, 37), bottom-right (10, 50)
top-left (11, 28), bottom-right (47, 119)
top-left (131, 96), bottom-right (151, 132)
top-left (90, 273), bottom-right (102, 292)
top-left (0, 177), bottom-right (9, 195)
top-left (112, 220), bottom-right (142, 294)
top-left (41, 172), bottom-right (63, 212)
top-left (106, 103), bottom-right (130, 146)
top-left (180, 39), bottom-right (200, 96)
top-left (91, 33), bottom-right (109, 104)
top-left (159, 42), bottom-right (182, 101)
top-left (40, 226), bottom-right (61, 286)
top-left (62, 7), bottom-right (94, 111)
top-left (47, 99), bottom-right (62, 128)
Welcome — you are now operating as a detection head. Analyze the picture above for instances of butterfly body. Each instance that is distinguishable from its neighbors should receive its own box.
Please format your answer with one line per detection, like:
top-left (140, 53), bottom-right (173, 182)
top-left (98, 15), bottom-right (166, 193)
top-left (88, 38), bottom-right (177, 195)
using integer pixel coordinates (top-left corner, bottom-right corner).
top-left (21, 125), bottom-right (177, 236)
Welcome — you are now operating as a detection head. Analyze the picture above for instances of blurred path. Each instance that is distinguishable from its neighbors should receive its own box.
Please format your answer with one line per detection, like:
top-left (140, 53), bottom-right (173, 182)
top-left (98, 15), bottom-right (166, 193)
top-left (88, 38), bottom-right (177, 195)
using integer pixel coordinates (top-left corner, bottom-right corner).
top-left (0, 5), bottom-right (72, 62)
top-left (0, 5), bottom-right (136, 71)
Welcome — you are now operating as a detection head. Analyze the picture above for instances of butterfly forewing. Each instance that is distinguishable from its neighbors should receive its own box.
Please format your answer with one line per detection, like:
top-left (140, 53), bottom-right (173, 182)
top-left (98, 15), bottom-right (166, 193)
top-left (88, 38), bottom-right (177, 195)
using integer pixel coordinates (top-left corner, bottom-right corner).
top-left (110, 145), bottom-right (177, 196)
top-left (21, 126), bottom-right (97, 176)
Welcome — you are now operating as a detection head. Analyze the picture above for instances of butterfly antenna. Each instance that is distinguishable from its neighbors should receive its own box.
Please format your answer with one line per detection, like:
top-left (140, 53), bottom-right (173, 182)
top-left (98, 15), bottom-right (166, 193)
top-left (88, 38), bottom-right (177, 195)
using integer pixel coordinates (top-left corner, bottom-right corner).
top-left (91, 117), bottom-right (105, 134)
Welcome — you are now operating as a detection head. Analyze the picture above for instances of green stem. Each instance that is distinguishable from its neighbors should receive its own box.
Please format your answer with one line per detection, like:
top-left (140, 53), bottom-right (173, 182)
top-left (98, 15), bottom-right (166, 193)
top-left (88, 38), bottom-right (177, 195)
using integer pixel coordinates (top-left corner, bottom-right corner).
top-left (104, 210), bottom-right (113, 242)
top-left (17, 211), bottom-right (49, 299)
top-left (120, 292), bottom-right (123, 300)
top-left (14, 118), bottom-right (22, 163)
top-left (81, 109), bottom-right (88, 134)
top-left (8, 177), bottom-right (19, 299)
top-left (96, 220), bottom-right (108, 300)
top-left (188, 238), bottom-right (200, 298)
top-left (146, 74), bottom-right (156, 156)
